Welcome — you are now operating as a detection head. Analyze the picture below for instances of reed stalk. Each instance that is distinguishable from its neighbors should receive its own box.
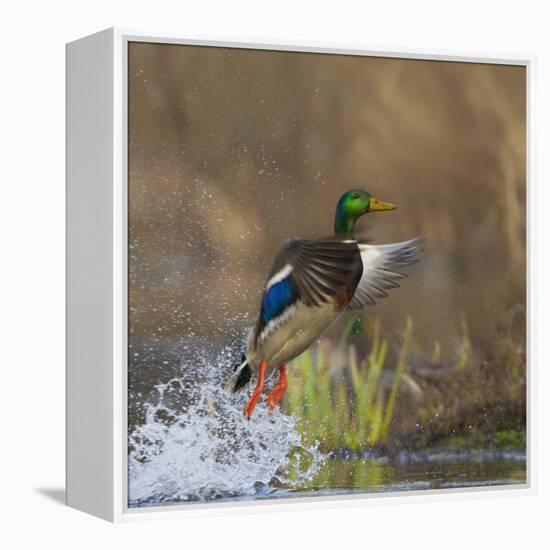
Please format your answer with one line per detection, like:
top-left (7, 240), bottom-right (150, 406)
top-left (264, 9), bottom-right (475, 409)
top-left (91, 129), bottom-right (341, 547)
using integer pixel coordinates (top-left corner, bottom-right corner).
top-left (285, 317), bottom-right (413, 451)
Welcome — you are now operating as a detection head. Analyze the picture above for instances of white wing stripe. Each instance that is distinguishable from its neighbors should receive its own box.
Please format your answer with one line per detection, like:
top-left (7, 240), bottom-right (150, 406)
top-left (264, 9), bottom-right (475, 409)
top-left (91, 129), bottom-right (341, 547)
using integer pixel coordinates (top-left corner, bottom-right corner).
top-left (265, 263), bottom-right (293, 290)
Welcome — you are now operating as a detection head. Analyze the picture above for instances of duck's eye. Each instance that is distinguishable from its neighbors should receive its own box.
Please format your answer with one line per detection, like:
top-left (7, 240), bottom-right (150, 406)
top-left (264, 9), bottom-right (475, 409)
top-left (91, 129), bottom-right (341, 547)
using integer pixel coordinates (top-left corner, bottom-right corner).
top-left (353, 193), bottom-right (360, 199)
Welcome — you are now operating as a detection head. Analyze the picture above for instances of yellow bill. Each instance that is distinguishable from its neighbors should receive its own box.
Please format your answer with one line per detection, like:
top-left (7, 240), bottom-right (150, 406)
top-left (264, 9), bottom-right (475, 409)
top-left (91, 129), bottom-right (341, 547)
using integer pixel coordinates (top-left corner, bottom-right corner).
top-left (369, 197), bottom-right (397, 211)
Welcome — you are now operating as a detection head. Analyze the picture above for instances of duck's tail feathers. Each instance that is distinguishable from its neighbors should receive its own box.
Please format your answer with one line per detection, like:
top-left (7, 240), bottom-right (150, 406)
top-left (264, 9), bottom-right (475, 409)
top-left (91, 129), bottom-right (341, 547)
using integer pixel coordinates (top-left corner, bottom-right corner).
top-left (225, 356), bottom-right (252, 393)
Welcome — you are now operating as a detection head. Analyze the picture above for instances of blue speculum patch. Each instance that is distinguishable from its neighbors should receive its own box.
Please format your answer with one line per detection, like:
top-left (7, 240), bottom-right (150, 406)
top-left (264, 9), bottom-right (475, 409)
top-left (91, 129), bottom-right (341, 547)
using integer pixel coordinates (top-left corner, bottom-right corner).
top-left (260, 278), bottom-right (296, 325)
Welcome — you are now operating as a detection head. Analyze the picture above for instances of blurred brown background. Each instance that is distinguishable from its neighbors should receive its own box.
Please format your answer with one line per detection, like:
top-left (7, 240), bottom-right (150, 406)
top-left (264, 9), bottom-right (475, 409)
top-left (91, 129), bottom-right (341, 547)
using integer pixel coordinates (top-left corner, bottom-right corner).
top-left (128, 42), bottom-right (526, 441)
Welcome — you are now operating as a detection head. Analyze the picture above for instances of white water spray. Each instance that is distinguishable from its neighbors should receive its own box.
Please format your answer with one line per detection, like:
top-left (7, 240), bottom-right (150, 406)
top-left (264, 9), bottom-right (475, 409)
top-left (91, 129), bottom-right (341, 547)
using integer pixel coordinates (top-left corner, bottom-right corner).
top-left (128, 345), bottom-right (324, 506)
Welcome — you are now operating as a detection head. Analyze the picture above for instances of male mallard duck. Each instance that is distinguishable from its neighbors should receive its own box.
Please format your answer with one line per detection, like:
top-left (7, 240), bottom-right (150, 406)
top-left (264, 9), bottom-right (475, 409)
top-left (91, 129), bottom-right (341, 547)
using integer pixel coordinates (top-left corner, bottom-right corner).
top-left (227, 189), bottom-right (421, 418)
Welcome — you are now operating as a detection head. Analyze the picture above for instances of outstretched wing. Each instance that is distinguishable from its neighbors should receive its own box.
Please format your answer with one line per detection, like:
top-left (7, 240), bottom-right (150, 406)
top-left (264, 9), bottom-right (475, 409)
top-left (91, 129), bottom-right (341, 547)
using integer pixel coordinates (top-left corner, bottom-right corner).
top-left (347, 237), bottom-right (422, 310)
top-left (254, 238), bottom-right (363, 341)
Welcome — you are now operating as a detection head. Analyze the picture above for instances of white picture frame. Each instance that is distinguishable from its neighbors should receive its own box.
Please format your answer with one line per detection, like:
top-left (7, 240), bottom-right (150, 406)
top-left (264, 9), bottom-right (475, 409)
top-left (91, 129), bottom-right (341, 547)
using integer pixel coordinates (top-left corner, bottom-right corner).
top-left (66, 27), bottom-right (535, 522)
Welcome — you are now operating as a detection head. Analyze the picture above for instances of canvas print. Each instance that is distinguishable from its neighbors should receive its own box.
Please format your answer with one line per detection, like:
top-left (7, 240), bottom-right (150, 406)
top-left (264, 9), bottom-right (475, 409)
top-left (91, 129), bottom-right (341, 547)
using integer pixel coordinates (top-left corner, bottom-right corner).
top-left (127, 42), bottom-right (526, 507)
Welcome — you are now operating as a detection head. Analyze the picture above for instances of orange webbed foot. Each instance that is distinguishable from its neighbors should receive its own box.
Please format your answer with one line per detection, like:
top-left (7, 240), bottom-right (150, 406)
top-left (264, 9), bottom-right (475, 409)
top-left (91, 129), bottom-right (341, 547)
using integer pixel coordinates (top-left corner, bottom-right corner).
top-left (266, 364), bottom-right (288, 412)
top-left (243, 360), bottom-right (267, 419)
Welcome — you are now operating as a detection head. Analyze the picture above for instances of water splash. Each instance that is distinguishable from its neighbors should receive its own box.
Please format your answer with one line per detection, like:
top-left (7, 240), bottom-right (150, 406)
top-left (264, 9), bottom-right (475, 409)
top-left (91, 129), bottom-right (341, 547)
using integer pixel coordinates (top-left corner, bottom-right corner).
top-left (128, 344), bottom-right (324, 506)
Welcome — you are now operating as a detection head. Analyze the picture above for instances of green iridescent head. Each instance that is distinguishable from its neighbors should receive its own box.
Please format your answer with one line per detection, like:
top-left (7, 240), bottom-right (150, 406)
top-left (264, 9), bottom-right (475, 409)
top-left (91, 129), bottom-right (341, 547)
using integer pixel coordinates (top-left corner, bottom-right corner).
top-left (334, 189), bottom-right (397, 235)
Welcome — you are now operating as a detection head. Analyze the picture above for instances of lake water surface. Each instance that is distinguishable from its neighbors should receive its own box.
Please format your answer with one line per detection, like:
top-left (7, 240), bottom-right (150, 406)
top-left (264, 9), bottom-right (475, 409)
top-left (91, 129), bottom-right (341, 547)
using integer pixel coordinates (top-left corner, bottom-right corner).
top-left (130, 451), bottom-right (525, 507)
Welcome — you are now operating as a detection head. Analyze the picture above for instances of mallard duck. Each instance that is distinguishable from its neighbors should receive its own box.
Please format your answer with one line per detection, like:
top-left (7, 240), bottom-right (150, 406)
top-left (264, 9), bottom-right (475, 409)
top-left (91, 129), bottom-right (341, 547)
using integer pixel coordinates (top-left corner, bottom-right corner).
top-left (227, 189), bottom-right (421, 418)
